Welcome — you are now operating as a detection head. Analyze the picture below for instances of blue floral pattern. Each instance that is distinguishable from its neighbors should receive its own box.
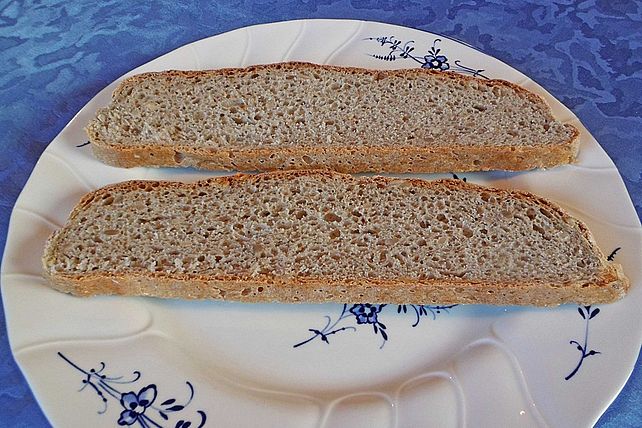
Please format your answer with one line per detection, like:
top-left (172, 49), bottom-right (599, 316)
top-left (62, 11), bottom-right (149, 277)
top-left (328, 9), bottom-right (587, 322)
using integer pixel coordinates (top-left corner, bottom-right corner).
top-left (118, 385), bottom-right (157, 426)
top-left (294, 304), bottom-right (457, 349)
top-left (57, 352), bottom-right (206, 428)
top-left (565, 305), bottom-right (601, 381)
top-left (366, 36), bottom-right (487, 78)
top-left (350, 303), bottom-right (384, 324)
top-left (423, 51), bottom-right (449, 71)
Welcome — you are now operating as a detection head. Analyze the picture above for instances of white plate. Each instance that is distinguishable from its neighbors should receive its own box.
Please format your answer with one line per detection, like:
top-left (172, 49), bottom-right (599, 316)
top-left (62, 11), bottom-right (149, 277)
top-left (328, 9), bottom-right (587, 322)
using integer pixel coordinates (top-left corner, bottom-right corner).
top-left (2, 19), bottom-right (641, 428)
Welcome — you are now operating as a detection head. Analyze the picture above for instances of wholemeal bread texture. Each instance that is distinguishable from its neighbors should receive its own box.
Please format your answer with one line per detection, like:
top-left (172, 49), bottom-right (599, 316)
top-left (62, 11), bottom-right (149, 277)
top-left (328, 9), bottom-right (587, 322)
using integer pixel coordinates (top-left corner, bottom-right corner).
top-left (42, 170), bottom-right (628, 306)
top-left (86, 62), bottom-right (579, 173)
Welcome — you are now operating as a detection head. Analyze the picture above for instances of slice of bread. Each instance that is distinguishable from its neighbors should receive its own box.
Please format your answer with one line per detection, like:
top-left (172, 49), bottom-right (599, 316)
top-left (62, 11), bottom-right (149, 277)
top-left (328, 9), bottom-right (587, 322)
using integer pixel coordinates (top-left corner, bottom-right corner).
top-left (42, 170), bottom-right (627, 306)
top-left (86, 62), bottom-right (579, 173)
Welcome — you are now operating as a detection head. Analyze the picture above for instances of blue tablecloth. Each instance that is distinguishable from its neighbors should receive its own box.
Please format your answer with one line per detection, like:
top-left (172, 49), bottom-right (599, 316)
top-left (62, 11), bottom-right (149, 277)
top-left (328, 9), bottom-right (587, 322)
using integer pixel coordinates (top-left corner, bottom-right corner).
top-left (1, 1), bottom-right (640, 426)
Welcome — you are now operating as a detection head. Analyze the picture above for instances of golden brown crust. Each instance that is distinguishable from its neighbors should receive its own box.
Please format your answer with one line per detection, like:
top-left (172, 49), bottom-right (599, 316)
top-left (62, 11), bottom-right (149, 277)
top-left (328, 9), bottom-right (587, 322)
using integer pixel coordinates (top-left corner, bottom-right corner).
top-left (89, 140), bottom-right (580, 173)
top-left (42, 170), bottom-right (629, 306)
top-left (85, 62), bottom-right (580, 173)
top-left (43, 267), bottom-right (627, 306)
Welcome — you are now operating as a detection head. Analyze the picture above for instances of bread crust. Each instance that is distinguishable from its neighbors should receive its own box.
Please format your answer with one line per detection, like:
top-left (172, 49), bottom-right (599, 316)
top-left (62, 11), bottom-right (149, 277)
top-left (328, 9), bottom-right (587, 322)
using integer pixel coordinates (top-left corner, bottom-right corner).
top-left (86, 62), bottom-right (580, 173)
top-left (42, 170), bottom-right (629, 306)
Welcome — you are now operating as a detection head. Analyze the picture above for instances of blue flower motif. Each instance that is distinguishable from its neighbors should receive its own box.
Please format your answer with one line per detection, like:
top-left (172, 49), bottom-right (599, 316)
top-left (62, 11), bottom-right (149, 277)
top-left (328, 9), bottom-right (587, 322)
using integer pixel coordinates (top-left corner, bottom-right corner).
top-left (367, 36), bottom-right (485, 77)
top-left (58, 353), bottom-right (206, 427)
top-left (118, 385), bottom-right (157, 426)
top-left (295, 302), bottom-right (458, 348)
top-left (422, 54), bottom-right (450, 71)
top-left (350, 304), bottom-right (384, 324)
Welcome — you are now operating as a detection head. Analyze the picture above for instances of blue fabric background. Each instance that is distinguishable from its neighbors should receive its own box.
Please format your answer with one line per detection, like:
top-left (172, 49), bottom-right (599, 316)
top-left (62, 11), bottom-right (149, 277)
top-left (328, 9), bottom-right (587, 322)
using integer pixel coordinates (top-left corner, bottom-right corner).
top-left (1, 1), bottom-right (640, 426)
